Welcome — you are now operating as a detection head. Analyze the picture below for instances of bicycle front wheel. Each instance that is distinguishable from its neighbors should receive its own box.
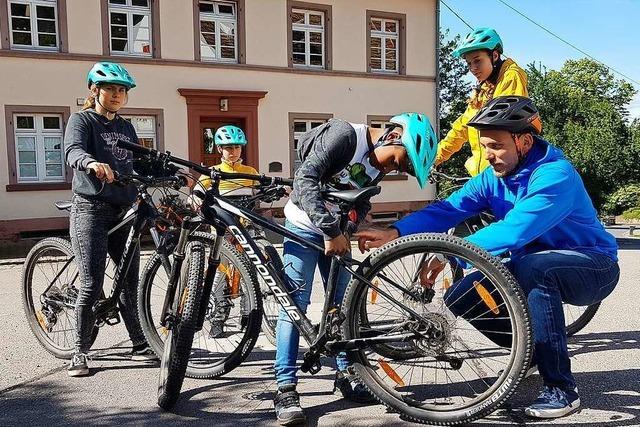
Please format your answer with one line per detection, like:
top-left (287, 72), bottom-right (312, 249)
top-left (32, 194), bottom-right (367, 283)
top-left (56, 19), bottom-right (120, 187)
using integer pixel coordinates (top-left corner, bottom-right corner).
top-left (140, 232), bottom-right (261, 379)
top-left (564, 302), bottom-right (601, 337)
top-left (157, 241), bottom-right (206, 410)
top-left (342, 233), bottom-right (532, 425)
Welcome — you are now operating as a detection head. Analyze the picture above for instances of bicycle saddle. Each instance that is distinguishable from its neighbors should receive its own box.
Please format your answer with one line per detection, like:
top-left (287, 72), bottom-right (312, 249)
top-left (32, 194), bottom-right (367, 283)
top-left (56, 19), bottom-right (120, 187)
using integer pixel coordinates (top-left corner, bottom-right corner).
top-left (55, 201), bottom-right (72, 211)
top-left (322, 186), bottom-right (381, 205)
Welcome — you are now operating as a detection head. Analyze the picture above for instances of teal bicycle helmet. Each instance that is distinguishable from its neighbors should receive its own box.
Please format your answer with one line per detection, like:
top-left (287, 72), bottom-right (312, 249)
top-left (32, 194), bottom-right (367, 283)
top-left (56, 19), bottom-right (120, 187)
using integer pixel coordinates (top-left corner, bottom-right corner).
top-left (453, 27), bottom-right (503, 58)
top-left (87, 62), bottom-right (136, 89)
top-left (389, 113), bottom-right (438, 188)
top-left (215, 125), bottom-right (248, 146)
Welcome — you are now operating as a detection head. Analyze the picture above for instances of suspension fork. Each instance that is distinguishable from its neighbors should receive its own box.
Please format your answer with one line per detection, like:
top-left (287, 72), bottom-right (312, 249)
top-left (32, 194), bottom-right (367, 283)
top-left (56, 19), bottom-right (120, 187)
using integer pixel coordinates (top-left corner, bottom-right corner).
top-left (159, 216), bottom-right (199, 326)
top-left (196, 228), bottom-right (225, 330)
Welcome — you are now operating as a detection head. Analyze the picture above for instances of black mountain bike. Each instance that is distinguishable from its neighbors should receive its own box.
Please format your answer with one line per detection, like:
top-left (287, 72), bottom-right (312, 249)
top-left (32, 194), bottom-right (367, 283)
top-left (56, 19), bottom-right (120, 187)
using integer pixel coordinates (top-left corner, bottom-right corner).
top-left (136, 181), bottom-right (288, 378)
top-left (117, 140), bottom-right (533, 426)
top-left (430, 169), bottom-right (601, 337)
top-left (21, 170), bottom-right (239, 358)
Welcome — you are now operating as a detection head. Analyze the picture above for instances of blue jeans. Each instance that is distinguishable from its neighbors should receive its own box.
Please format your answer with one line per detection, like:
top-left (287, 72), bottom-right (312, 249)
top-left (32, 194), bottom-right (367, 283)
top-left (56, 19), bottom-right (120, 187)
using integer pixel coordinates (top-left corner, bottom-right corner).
top-left (274, 221), bottom-right (351, 386)
top-left (444, 249), bottom-right (619, 391)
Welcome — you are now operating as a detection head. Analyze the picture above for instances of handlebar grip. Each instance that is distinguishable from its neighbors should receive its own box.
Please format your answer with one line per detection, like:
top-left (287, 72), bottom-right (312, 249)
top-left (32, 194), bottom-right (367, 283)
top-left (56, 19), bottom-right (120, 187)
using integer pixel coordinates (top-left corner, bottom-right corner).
top-left (116, 139), bottom-right (154, 156)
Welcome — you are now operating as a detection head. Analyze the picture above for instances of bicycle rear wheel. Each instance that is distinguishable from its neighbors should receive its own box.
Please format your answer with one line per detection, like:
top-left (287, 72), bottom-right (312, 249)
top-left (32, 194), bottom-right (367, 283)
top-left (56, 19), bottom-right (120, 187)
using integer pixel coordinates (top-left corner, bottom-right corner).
top-left (157, 241), bottom-right (205, 410)
top-left (342, 233), bottom-right (532, 425)
top-left (22, 238), bottom-right (99, 359)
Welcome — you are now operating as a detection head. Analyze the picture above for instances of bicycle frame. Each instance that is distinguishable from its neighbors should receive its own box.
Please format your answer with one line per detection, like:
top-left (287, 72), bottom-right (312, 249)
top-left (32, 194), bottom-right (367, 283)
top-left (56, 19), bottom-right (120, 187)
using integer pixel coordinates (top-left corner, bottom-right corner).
top-left (114, 138), bottom-right (447, 374)
top-left (196, 187), bottom-right (441, 373)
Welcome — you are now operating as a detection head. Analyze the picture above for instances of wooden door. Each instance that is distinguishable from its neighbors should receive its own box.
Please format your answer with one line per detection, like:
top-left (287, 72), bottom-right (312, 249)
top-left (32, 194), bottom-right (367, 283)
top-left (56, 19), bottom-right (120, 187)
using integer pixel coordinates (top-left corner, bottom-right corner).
top-left (200, 119), bottom-right (245, 167)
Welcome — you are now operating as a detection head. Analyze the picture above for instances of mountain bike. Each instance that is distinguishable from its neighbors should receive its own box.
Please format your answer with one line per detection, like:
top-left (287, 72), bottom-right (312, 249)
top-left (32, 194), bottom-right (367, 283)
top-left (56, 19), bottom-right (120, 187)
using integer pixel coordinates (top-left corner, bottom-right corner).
top-left (21, 170), bottom-right (239, 358)
top-left (116, 140), bottom-right (533, 425)
top-left (137, 181), bottom-right (288, 377)
top-left (430, 169), bottom-right (601, 337)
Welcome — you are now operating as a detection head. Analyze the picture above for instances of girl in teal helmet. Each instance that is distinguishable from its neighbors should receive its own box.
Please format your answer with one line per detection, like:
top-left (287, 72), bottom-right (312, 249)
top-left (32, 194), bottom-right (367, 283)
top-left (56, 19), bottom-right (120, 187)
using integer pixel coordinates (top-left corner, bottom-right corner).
top-left (435, 27), bottom-right (531, 176)
top-left (64, 62), bottom-right (156, 377)
top-left (84, 61), bottom-right (136, 115)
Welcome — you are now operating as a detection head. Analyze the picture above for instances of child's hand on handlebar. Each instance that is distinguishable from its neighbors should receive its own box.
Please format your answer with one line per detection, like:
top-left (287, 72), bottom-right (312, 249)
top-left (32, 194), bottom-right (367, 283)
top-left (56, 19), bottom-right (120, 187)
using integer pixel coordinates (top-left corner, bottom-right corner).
top-left (87, 162), bottom-right (115, 183)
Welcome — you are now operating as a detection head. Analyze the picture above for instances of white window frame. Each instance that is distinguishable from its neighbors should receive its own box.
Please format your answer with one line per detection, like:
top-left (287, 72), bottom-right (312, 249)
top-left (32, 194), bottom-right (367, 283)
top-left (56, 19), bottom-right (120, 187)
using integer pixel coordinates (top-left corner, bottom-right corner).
top-left (198, 1), bottom-right (238, 63)
top-left (8, 0), bottom-right (59, 51)
top-left (122, 115), bottom-right (157, 149)
top-left (108, 0), bottom-right (153, 57)
top-left (370, 17), bottom-right (399, 74)
top-left (291, 8), bottom-right (325, 69)
top-left (14, 113), bottom-right (65, 183)
top-left (292, 118), bottom-right (327, 172)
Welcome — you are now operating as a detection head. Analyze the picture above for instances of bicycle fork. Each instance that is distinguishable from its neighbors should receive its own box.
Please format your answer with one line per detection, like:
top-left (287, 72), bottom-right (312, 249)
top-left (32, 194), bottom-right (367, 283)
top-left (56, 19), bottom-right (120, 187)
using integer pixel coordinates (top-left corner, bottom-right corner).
top-left (159, 216), bottom-right (199, 327)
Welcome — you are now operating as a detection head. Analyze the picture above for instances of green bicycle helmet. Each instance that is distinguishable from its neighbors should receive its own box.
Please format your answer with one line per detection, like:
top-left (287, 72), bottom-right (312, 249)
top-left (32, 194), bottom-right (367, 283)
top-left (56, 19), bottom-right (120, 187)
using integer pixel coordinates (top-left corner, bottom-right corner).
top-left (87, 62), bottom-right (136, 89)
top-left (215, 125), bottom-right (248, 146)
top-left (453, 27), bottom-right (503, 58)
top-left (389, 113), bottom-right (438, 188)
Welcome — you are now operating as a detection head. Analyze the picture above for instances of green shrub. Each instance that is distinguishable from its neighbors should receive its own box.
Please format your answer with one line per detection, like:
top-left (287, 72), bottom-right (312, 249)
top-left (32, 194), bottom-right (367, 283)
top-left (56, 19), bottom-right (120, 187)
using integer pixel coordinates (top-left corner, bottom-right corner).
top-left (622, 207), bottom-right (640, 220)
top-left (603, 184), bottom-right (640, 215)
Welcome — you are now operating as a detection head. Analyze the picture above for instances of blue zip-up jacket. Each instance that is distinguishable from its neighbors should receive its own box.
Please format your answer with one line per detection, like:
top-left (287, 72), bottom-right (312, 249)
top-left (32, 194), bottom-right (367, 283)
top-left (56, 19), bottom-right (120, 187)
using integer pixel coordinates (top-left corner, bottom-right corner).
top-left (394, 137), bottom-right (618, 262)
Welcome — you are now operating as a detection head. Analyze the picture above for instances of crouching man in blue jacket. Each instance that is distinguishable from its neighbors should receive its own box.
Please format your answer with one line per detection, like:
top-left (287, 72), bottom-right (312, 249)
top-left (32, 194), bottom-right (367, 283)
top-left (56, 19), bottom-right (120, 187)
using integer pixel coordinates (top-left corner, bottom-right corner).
top-left (355, 96), bottom-right (619, 419)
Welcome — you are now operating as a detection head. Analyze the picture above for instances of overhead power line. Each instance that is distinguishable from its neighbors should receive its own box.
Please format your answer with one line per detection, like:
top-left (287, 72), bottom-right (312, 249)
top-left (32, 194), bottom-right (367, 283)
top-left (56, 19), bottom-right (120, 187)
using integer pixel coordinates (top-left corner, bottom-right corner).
top-left (440, 0), bottom-right (473, 30)
top-left (495, 0), bottom-right (640, 86)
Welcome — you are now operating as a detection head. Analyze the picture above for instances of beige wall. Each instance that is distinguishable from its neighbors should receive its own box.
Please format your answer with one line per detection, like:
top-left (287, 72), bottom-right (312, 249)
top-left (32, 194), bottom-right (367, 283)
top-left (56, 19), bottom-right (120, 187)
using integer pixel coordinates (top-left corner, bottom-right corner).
top-left (0, 58), bottom-right (435, 220)
top-left (66, 0), bottom-right (103, 55)
top-left (0, 0), bottom-right (437, 225)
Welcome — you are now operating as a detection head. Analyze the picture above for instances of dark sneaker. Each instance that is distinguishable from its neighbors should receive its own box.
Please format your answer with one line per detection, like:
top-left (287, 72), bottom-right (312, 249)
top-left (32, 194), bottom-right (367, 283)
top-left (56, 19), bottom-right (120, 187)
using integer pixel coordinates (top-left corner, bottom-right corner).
top-left (209, 320), bottom-right (225, 338)
top-left (334, 370), bottom-right (376, 404)
top-left (525, 386), bottom-right (580, 418)
top-left (67, 353), bottom-right (89, 377)
top-left (131, 344), bottom-right (159, 362)
top-left (274, 384), bottom-right (306, 426)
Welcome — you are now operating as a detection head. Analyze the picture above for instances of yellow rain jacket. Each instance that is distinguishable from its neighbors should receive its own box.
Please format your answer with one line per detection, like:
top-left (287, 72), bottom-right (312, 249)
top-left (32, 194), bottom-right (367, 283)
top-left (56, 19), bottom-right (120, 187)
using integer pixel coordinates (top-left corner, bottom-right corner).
top-left (436, 58), bottom-right (529, 176)
top-left (196, 159), bottom-right (259, 196)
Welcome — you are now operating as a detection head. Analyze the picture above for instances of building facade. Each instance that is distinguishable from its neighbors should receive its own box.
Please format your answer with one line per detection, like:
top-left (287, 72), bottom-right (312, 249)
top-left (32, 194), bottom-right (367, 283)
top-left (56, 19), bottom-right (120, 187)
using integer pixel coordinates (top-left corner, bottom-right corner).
top-left (0, 0), bottom-right (438, 240)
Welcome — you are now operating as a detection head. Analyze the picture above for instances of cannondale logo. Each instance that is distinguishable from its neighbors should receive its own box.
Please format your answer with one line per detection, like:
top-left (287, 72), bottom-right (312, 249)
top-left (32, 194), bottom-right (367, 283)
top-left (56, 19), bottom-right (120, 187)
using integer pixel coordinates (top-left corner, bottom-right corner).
top-left (227, 225), bottom-right (301, 321)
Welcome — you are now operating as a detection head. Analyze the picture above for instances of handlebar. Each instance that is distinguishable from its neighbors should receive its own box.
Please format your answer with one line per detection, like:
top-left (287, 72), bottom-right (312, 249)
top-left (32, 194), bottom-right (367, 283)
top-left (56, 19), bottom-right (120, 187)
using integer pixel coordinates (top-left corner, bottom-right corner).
top-left (115, 139), bottom-right (293, 188)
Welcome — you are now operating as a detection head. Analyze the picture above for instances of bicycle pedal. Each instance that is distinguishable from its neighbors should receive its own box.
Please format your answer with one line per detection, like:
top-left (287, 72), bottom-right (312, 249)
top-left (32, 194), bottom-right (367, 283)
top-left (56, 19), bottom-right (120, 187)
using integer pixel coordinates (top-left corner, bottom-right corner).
top-left (300, 351), bottom-right (322, 374)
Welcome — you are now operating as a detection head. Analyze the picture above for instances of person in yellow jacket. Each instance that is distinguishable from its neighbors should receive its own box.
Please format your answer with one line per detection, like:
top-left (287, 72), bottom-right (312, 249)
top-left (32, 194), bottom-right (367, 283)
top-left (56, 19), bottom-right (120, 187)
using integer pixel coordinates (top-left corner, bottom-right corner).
top-left (195, 124), bottom-right (258, 196)
top-left (436, 27), bottom-right (531, 176)
top-left (193, 124), bottom-right (259, 338)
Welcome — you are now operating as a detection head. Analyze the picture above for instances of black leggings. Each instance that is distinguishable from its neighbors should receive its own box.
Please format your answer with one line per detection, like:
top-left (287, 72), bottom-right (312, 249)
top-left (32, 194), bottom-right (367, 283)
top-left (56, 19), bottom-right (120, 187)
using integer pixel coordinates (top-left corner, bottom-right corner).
top-left (69, 195), bottom-right (146, 353)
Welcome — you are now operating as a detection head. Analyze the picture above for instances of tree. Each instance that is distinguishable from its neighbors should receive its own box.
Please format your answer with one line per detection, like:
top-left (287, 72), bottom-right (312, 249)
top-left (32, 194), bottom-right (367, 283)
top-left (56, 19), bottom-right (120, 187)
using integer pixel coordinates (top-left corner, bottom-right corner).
top-left (527, 58), bottom-right (640, 210)
top-left (437, 29), bottom-right (472, 179)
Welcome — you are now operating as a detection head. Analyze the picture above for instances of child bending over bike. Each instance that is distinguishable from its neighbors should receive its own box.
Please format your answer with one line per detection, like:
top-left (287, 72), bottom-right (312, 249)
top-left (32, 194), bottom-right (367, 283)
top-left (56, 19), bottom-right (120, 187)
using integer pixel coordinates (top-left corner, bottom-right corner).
top-left (273, 114), bottom-right (438, 425)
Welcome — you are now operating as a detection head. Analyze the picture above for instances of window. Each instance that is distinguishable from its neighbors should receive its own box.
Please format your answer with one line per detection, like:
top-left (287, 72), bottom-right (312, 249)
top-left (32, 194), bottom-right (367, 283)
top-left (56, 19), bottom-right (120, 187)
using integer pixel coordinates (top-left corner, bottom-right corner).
top-left (367, 11), bottom-right (406, 75)
top-left (289, 113), bottom-right (332, 174)
top-left (291, 9), bottom-right (324, 68)
top-left (8, 0), bottom-right (58, 50)
top-left (370, 18), bottom-right (398, 73)
top-left (287, 2), bottom-right (331, 69)
top-left (122, 115), bottom-right (156, 149)
top-left (13, 113), bottom-right (65, 183)
top-left (198, 1), bottom-right (238, 62)
top-left (108, 0), bottom-right (152, 56)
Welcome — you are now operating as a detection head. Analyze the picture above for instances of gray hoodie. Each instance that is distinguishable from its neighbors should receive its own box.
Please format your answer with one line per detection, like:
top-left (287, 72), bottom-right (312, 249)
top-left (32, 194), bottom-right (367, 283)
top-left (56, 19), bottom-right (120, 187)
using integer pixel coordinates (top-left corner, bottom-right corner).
top-left (64, 109), bottom-right (138, 206)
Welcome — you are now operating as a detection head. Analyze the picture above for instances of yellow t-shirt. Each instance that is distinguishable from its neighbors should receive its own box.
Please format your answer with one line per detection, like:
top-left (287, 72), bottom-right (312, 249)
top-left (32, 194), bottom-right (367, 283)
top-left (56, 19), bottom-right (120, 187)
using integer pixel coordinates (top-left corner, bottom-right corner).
top-left (196, 160), bottom-right (259, 196)
top-left (436, 58), bottom-right (532, 176)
